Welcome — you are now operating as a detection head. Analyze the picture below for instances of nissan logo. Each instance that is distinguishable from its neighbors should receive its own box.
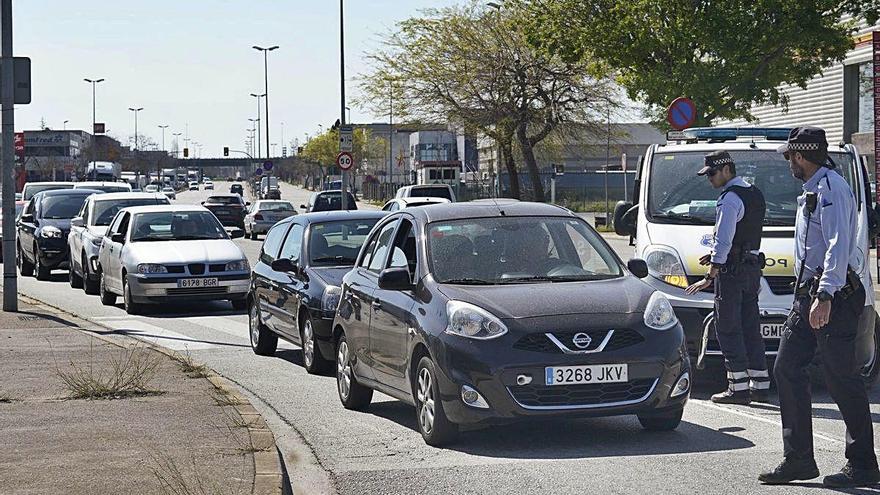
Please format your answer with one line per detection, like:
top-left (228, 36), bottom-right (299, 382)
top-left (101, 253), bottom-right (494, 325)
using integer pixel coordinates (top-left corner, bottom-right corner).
top-left (572, 332), bottom-right (592, 349)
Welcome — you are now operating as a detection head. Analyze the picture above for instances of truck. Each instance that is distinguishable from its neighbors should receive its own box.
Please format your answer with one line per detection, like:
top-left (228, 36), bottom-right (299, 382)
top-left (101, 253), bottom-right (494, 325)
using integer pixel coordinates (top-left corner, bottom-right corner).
top-left (161, 168), bottom-right (178, 189)
top-left (613, 127), bottom-right (880, 383)
top-left (187, 169), bottom-right (201, 184)
top-left (260, 175), bottom-right (280, 199)
top-left (119, 171), bottom-right (146, 190)
top-left (85, 161), bottom-right (121, 181)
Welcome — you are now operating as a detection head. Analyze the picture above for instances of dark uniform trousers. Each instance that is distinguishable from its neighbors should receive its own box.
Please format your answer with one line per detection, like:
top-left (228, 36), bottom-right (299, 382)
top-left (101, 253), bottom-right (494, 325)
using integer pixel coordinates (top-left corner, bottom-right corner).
top-left (714, 259), bottom-right (768, 388)
top-left (774, 282), bottom-right (878, 469)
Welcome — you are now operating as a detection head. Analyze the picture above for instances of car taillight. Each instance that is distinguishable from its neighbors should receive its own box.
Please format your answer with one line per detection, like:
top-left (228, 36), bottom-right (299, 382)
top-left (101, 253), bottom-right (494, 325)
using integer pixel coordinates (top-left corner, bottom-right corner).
top-left (254, 213), bottom-right (263, 221)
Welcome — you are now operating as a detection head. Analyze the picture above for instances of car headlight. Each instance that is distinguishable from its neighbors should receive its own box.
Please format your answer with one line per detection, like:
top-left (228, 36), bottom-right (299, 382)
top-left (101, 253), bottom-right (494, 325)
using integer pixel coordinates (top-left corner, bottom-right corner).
top-left (445, 300), bottom-right (508, 340)
top-left (644, 246), bottom-right (688, 289)
top-left (225, 259), bottom-right (250, 272)
top-left (40, 226), bottom-right (62, 238)
top-left (322, 285), bottom-right (342, 312)
top-left (644, 291), bottom-right (678, 331)
top-left (137, 263), bottom-right (168, 274)
top-left (91, 236), bottom-right (104, 247)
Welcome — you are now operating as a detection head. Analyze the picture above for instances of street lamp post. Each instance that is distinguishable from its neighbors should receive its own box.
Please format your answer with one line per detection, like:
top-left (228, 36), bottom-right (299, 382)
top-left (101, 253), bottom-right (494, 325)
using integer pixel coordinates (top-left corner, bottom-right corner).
top-left (84, 78), bottom-right (105, 168)
top-left (172, 132), bottom-right (182, 159)
top-left (338, 0), bottom-right (348, 210)
top-left (158, 124), bottom-right (169, 151)
top-left (249, 93), bottom-right (264, 158)
top-left (253, 45), bottom-right (278, 161)
top-left (63, 119), bottom-right (69, 130)
top-left (129, 107), bottom-right (143, 179)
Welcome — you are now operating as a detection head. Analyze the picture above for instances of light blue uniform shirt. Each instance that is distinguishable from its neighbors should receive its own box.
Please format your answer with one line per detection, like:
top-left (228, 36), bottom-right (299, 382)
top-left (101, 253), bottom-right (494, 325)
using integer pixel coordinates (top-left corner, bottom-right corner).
top-left (711, 176), bottom-right (751, 265)
top-left (795, 166), bottom-right (857, 295)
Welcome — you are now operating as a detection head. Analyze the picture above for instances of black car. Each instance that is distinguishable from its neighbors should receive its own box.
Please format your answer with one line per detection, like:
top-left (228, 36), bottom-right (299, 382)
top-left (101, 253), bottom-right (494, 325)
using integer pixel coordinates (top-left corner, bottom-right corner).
top-left (230, 184), bottom-right (244, 196)
top-left (248, 210), bottom-right (387, 373)
top-left (202, 194), bottom-right (249, 228)
top-left (17, 189), bottom-right (103, 280)
top-left (301, 190), bottom-right (357, 213)
top-left (332, 202), bottom-right (691, 445)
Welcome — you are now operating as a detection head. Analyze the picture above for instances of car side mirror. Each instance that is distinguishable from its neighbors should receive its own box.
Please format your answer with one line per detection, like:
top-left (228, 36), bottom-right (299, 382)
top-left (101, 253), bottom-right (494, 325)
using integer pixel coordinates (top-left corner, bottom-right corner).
top-left (627, 258), bottom-right (649, 279)
top-left (229, 229), bottom-right (245, 239)
top-left (300, 204), bottom-right (307, 210)
top-left (270, 258), bottom-right (296, 273)
top-left (19, 213), bottom-right (33, 224)
top-left (246, 201), bottom-right (251, 206)
top-left (70, 217), bottom-right (84, 228)
top-left (613, 202), bottom-right (637, 237)
top-left (110, 232), bottom-right (126, 244)
top-left (200, 201), bottom-right (205, 205)
top-left (378, 267), bottom-right (413, 291)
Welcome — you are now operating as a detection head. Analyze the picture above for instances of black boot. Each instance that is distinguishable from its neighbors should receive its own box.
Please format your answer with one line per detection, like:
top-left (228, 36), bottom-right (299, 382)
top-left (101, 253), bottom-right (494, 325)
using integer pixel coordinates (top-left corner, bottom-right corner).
top-left (750, 388), bottom-right (769, 403)
top-left (823, 462), bottom-right (880, 488)
top-left (758, 458), bottom-right (820, 484)
top-left (711, 389), bottom-right (750, 405)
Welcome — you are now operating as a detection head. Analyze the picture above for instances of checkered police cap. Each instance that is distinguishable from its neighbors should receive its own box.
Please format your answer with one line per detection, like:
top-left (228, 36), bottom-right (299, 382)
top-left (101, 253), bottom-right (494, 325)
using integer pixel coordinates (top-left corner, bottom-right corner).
top-left (697, 151), bottom-right (734, 176)
top-left (777, 126), bottom-right (828, 155)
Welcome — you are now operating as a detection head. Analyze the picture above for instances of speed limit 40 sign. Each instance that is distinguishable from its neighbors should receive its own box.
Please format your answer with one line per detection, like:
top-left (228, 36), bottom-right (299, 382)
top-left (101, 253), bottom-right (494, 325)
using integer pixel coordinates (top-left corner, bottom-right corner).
top-left (336, 151), bottom-right (353, 171)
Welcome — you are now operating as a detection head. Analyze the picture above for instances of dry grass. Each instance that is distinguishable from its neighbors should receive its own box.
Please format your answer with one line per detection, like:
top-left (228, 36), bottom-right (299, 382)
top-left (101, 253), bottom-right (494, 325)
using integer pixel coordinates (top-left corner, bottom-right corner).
top-left (170, 349), bottom-right (210, 379)
top-left (0, 391), bottom-right (16, 403)
top-left (149, 452), bottom-right (244, 495)
top-left (209, 388), bottom-right (246, 407)
top-left (54, 342), bottom-right (163, 400)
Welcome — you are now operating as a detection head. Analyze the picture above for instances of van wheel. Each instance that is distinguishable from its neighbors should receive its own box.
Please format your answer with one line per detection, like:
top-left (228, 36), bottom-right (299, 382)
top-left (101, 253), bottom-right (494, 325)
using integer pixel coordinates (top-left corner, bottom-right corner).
top-left (336, 332), bottom-right (372, 410)
top-left (18, 245), bottom-right (33, 276)
top-left (638, 406), bottom-right (684, 431)
top-left (249, 299), bottom-right (277, 355)
top-left (414, 357), bottom-right (458, 446)
top-left (99, 272), bottom-right (116, 306)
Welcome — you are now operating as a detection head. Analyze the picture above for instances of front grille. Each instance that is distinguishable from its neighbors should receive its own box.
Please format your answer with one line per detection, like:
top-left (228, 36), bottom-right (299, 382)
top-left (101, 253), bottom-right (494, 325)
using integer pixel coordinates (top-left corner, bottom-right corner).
top-left (509, 378), bottom-right (656, 408)
top-left (765, 276), bottom-right (795, 295)
top-left (513, 329), bottom-right (645, 354)
top-left (165, 286), bottom-right (228, 296)
top-left (209, 264), bottom-right (226, 272)
top-left (165, 265), bottom-right (185, 274)
top-left (188, 263), bottom-right (205, 275)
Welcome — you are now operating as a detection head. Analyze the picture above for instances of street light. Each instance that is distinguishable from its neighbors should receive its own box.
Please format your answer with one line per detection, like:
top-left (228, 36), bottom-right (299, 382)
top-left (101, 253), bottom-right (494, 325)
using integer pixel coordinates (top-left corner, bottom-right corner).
top-left (157, 124), bottom-right (169, 152)
top-left (172, 132), bottom-right (182, 158)
top-left (345, 106), bottom-right (351, 123)
top-left (250, 93), bottom-right (265, 159)
top-left (63, 119), bottom-right (69, 130)
top-left (253, 45), bottom-right (279, 161)
top-left (128, 107), bottom-right (143, 150)
top-left (84, 78), bottom-right (105, 166)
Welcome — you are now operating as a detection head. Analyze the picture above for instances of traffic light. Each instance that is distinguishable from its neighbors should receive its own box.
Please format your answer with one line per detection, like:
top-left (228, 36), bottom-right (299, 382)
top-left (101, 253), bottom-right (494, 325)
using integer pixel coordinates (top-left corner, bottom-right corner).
top-left (223, 146), bottom-right (229, 157)
top-left (183, 147), bottom-right (189, 158)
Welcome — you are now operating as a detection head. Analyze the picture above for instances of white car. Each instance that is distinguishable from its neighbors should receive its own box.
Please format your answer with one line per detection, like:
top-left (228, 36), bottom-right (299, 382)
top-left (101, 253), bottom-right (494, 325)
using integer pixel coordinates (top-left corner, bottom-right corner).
top-left (188, 181), bottom-right (199, 191)
top-left (394, 184), bottom-right (456, 202)
top-left (381, 196), bottom-right (451, 212)
top-left (244, 200), bottom-right (296, 240)
top-left (204, 181), bottom-right (214, 190)
top-left (144, 184), bottom-right (160, 193)
top-left (161, 186), bottom-right (177, 200)
top-left (74, 181), bottom-right (132, 193)
top-left (97, 205), bottom-right (249, 314)
top-left (68, 192), bottom-right (170, 294)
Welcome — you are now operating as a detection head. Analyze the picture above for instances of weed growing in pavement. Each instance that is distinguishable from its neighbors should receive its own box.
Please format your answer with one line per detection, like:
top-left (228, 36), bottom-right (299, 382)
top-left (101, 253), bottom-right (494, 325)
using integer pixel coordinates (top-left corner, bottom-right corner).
top-left (148, 452), bottom-right (246, 495)
top-left (53, 341), bottom-right (164, 400)
top-left (0, 391), bottom-right (17, 403)
top-left (209, 388), bottom-right (246, 407)
top-left (170, 349), bottom-right (211, 378)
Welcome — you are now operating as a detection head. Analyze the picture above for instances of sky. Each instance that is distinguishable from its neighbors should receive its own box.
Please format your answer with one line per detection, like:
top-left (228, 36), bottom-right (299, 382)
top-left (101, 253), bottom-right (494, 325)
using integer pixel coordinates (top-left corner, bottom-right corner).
top-left (14, 0), bottom-right (459, 158)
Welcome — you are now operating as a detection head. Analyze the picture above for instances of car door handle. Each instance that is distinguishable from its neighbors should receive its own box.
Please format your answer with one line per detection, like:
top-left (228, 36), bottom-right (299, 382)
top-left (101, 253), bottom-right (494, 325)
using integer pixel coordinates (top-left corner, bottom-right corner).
top-left (371, 301), bottom-right (382, 310)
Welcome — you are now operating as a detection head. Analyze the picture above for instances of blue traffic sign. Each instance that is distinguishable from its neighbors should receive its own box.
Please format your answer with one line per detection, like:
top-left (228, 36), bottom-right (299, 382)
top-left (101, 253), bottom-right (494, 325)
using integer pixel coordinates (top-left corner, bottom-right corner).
top-left (667, 97), bottom-right (696, 131)
top-left (255, 168), bottom-right (263, 176)
top-left (263, 160), bottom-right (273, 171)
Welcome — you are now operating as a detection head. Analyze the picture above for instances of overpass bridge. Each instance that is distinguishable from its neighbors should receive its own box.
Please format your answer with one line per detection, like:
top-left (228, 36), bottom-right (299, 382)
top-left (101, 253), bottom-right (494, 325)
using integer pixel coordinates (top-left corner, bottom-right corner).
top-left (175, 157), bottom-right (257, 179)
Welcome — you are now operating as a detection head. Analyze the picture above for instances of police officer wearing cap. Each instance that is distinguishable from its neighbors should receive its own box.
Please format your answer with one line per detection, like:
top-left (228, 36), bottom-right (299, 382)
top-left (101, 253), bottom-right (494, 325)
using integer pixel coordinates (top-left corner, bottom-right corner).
top-left (759, 126), bottom-right (878, 487)
top-left (686, 151), bottom-right (769, 404)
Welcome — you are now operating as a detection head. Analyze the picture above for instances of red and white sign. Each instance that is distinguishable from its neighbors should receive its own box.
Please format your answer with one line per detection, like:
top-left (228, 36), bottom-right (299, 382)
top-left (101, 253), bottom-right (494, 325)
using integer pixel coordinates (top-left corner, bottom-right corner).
top-left (14, 132), bottom-right (24, 161)
top-left (336, 151), bottom-right (353, 171)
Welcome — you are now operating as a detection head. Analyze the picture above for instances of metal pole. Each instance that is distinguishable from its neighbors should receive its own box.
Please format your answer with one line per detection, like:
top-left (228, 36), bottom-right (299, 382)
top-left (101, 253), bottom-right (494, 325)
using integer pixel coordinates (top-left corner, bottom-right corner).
top-left (389, 79), bottom-right (393, 187)
top-left (339, 0), bottom-right (348, 210)
top-left (604, 105), bottom-right (610, 223)
top-left (2, 0), bottom-right (15, 311)
top-left (263, 51), bottom-right (270, 160)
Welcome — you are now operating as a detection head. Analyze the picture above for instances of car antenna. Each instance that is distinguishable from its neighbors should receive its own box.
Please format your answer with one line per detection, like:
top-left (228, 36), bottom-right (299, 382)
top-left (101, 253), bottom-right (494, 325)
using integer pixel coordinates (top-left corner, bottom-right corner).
top-left (492, 198), bottom-right (506, 216)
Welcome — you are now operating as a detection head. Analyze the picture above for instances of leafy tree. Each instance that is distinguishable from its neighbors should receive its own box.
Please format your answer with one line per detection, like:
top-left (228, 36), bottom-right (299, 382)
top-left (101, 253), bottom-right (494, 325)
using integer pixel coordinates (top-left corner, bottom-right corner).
top-left (520, 0), bottom-right (880, 125)
top-left (300, 128), bottom-right (371, 188)
top-left (358, 1), bottom-right (614, 201)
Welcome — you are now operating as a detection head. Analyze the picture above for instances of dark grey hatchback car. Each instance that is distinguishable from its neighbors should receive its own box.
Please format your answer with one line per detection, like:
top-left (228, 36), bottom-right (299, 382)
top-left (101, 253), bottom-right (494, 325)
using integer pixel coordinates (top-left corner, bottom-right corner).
top-left (332, 201), bottom-right (691, 445)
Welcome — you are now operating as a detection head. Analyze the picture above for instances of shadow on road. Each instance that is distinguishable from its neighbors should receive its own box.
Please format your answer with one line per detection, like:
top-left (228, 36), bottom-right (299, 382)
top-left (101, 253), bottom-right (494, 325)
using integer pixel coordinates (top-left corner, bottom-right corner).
top-left (91, 327), bottom-right (252, 349)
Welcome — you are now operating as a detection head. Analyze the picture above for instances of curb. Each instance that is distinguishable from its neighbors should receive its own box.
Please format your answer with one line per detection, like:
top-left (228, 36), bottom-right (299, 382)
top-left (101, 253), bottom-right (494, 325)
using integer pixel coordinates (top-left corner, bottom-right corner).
top-left (14, 293), bottom-right (285, 495)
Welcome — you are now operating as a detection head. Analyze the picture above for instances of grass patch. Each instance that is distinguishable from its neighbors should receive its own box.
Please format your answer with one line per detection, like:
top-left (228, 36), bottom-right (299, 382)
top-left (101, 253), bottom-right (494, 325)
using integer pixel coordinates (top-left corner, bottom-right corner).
top-left (54, 342), bottom-right (164, 400)
top-left (170, 350), bottom-right (210, 379)
top-left (149, 452), bottom-right (244, 495)
top-left (209, 388), bottom-right (246, 407)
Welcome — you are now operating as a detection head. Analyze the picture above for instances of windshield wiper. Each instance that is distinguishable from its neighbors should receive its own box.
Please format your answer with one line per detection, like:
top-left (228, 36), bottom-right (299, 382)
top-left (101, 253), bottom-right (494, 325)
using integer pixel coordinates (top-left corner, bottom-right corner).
top-left (311, 256), bottom-right (357, 264)
top-left (547, 274), bottom-right (619, 282)
top-left (442, 278), bottom-right (496, 285)
top-left (651, 212), bottom-right (711, 225)
top-left (498, 275), bottom-right (556, 284)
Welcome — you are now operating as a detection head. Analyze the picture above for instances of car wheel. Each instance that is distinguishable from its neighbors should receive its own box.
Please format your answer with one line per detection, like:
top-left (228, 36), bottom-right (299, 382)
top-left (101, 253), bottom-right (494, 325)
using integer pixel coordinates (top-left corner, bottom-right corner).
top-left (230, 298), bottom-right (247, 311)
top-left (83, 254), bottom-right (99, 295)
top-left (68, 259), bottom-right (83, 288)
top-left (414, 356), bottom-right (458, 446)
top-left (301, 314), bottom-right (332, 375)
top-left (638, 406), bottom-right (684, 431)
top-left (34, 248), bottom-right (51, 281)
top-left (123, 279), bottom-right (142, 315)
top-left (861, 316), bottom-right (880, 387)
top-left (99, 271), bottom-right (117, 306)
top-left (249, 299), bottom-right (277, 356)
top-left (18, 244), bottom-right (33, 276)
top-left (336, 332), bottom-right (372, 410)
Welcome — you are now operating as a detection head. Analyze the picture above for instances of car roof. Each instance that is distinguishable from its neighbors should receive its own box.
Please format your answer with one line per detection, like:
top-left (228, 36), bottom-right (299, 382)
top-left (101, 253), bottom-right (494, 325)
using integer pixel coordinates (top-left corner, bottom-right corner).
top-left (122, 205), bottom-right (210, 214)
top-left (89, 192), bottom-right (168, 202)
top-left (24, 181), bottom-right (73, 187)
top-left (395, 197), bottom-right (451, 205)
top-left (401, 200), bottom-right (574, 223)
top-left (282, 210), bottom-right (386, 225)
top-left (316, 189), bottom-right (352, 195)
top-left (36, 188), bottom-right (102, 198)
top-left (255, 199), bottom-right (292, 205)
top-left (75, 181), bottom-right (130, 187)
top-left (206, 193), bottom-right (239, 198)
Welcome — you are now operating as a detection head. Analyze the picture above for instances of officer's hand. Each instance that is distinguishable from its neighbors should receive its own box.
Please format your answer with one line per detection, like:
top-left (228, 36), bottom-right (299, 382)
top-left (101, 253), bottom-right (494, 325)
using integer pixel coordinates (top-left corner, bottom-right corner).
top-left (699, 254), bottom-right (712, 266)
top-left (685, 278), bottom-right (711, 295)
top-left (809, 299), bottom-right (832, 330)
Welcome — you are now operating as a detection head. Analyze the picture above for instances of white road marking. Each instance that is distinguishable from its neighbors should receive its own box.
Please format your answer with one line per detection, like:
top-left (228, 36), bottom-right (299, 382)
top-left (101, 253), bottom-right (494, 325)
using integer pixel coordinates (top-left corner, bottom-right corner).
top-left (96, 318), bottom-right (217, 350)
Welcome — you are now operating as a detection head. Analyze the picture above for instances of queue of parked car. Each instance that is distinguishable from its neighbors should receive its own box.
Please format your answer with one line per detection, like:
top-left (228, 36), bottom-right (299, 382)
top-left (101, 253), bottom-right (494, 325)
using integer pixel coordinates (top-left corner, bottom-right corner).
top-left (10, 179), bottom-right (689, 447)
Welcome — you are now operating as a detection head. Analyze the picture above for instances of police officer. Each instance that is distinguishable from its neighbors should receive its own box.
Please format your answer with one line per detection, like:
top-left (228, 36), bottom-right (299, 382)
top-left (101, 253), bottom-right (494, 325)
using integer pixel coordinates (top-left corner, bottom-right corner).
top-left (686, 151), bottom-right (769, 405)
top-left (759, 127), bottom-right (879, 487)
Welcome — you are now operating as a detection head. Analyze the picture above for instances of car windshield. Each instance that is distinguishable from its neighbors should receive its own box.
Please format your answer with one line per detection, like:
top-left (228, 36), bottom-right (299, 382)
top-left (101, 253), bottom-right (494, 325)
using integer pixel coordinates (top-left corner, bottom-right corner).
top-left (648, 150), bottom-right (857, 226)
top-left (313, 192), bottom-right (357, 211)
top-left (258, 201), bottom-right (294, 212)
top-left (427, 216), bottom-right (623, 284)
top-left (309, 219), bottom-right (381, 265)
top-left (24, 184), bottom-right (73, 201)
top-left (145, 185), bottom-right (159, 192)
top-left (92, 198), bottom-right (166, 226)
top-left (410, 186), bottom-right (452, 200)
top-left (131, 211), bottom-right (228, 242)
top-left (162, 187), bottom-right (174, 192)
top-left (79, 185), bottom-right (130, 193)
top-left (40, 194), bottom-right (91, 219)
top-left (206, 196), bottom-right (240, 205)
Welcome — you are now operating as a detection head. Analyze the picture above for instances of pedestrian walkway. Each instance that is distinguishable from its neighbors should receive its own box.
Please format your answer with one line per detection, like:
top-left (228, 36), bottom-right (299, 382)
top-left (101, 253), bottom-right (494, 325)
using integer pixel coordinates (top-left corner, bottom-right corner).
top-left (0, 297), bottom-right (257, 494)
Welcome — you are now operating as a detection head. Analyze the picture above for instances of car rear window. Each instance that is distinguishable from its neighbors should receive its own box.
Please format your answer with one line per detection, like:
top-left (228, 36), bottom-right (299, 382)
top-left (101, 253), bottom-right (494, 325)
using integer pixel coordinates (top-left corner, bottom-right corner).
top-left (410, 186), bottom-right (452, 200)
top-left (206, 196), bottom-right (241, 205)
top-left (313, 192), bottom-right (357, 212)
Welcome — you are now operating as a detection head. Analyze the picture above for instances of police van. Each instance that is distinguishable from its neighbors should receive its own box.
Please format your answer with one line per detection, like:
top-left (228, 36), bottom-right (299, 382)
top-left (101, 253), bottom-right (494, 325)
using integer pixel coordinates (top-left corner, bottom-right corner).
top-left (615, 127), bottom-right (880, 383)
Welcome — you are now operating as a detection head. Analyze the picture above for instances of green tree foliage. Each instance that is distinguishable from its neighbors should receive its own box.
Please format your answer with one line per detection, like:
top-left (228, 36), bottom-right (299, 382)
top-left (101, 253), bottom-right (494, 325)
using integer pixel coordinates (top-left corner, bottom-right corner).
top-left (520, 0), bottom-right (880, 125)
top-left (300, 128), bottom-right (372, 186)
top-left (357, 1), bottom-right (614, 201)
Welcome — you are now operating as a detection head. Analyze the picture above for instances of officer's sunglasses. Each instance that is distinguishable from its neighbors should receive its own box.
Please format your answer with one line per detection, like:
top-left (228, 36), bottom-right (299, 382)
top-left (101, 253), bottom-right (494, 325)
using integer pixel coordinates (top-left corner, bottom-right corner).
top-left (706, 168), bottom-right (719, 178)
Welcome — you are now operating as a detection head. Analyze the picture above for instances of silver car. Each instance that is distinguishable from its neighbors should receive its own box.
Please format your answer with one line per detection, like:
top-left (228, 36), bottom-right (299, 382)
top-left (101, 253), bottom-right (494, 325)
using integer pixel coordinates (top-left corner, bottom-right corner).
top-left (161, 186), bottom-right (177, 200)
top-left (97, 205), bottom-right (249, 314)
top-left (68, 192), bottom-right (169, 295)
top-left (244, 200), bottom-right (296, 240)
